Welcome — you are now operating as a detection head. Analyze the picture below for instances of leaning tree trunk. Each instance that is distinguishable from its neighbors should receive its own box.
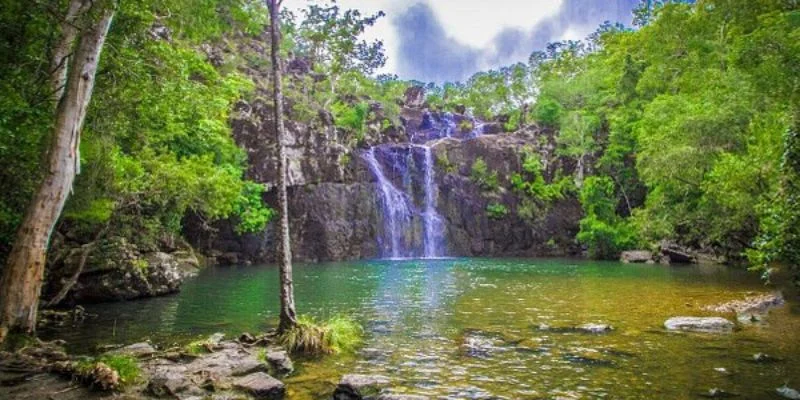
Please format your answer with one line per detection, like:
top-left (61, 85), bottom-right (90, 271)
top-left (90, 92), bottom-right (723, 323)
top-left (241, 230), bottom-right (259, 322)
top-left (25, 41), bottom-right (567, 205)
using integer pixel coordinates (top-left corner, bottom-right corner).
top-left (50, 0), bottom-right (89, 104)
top-left (267, 0), bottom-right (298, 333)
top-left (0, 7), bottom-right (114, 342)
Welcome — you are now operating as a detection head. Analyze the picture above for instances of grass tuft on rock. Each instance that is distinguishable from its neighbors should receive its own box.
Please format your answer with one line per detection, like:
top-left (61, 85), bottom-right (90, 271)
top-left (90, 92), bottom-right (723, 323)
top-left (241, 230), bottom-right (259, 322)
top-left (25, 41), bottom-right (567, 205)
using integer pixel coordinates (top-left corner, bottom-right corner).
top-left (184, 338), bottom-right (213, 355)
top-left (278, 315), bottom-right (363, 356)
top-left (75, 354), bottom-right (141, 389)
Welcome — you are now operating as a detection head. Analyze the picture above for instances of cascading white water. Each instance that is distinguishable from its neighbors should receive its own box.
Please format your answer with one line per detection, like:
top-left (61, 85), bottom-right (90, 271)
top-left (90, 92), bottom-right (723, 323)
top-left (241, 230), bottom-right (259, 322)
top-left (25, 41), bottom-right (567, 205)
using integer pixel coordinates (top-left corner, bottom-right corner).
top-left (362, 148), bottom-right (414, 259)
top-left (421, 145), bottom-right (445, 258)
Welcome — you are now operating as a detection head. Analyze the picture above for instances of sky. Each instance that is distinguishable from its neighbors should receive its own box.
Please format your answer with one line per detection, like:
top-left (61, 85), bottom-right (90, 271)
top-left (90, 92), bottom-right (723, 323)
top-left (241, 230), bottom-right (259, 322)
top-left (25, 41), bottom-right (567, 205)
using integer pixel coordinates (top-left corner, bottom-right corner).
top-left (284, 0), bottom-right (641, 83)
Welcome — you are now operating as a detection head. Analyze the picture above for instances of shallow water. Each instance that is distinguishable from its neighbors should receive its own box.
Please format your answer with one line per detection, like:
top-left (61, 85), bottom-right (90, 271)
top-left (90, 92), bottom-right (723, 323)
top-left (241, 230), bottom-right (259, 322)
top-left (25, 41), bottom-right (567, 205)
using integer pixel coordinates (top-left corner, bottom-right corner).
top-left (42, 258), bottom-right (800, 399)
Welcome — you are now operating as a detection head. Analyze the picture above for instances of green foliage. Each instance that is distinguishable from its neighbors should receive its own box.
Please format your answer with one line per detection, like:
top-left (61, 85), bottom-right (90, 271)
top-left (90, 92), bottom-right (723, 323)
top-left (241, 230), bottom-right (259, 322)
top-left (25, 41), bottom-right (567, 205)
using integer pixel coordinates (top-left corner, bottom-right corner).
top-left (0, 0), bottom-right (274, 260)
top-left (518, 0), bottom-right (799, 266)
top-left (533, 97), bottom-right (564, 126)
top-left (332, 101), bottom-right (369, 142)
top-left (184, 337), bottom-right (214, 355)
top-left (279, 315), bottom-right (363, 356)
top-left (510, 150), bottom-right (573, 204)
top-left (436, 152), bottom-right (457, 174)
top-left (577, 177), bottom-right (637, 259)
top-left (76, 354), bottom-right (141, 387)
top-left (486, 203), bottom-right (509, 219)
top-left (459, 119), bottom-right (475, 133)
top-left (470, 158), bottom-right (499, 191)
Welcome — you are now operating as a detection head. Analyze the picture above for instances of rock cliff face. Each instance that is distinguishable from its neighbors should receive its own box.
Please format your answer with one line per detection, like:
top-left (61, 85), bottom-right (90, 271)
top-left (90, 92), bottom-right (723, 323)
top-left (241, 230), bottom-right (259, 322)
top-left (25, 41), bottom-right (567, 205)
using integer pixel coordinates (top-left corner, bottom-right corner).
top-left (187, 92), bottom-right (583, 263)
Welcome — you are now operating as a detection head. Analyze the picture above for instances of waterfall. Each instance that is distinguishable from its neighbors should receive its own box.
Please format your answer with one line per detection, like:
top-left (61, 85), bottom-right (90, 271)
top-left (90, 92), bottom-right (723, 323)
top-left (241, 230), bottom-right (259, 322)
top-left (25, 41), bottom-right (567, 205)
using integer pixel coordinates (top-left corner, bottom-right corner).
top-left (362, 148), bottom-right (414, 259)
top-left (362, 110), bottom-right (488, 259)
top-left (421, 145), bottom-right (445, 258)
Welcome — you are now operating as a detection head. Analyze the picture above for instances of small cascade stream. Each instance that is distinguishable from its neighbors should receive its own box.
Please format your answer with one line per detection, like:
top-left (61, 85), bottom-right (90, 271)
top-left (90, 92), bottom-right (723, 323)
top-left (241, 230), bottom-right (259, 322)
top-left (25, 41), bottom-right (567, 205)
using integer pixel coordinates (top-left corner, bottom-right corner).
top-left (421, 145), bottom-right (445, 258)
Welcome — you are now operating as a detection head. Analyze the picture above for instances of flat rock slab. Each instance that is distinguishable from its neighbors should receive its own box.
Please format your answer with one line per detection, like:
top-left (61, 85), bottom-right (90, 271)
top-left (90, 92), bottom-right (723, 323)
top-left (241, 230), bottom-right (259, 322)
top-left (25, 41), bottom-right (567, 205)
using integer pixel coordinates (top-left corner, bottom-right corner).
top-left (664, 317), bottom-right (734, 333)
top-left (620, 250), bottom-right (653, 264)
top-left (266, 350), bottom-right (293, 375)
top-left (334, 374), bottom-right (391, 400)
top-left (111, 342), bottom-right (157, 358)
top-left (233, 372), bottom-right (285, 399)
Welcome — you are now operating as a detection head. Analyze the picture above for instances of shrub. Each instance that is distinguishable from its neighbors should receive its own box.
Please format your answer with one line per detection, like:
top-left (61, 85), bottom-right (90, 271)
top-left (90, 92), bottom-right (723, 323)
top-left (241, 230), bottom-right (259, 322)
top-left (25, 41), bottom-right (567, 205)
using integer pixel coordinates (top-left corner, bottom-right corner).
top-left (577, 176), bottom-right (637, 259)
top-left (486, 203), bottom-right (509, 219)
top-left (470, 158), bottom-right (499, 191)
top-left (459, 119), bottom-right (474, 133)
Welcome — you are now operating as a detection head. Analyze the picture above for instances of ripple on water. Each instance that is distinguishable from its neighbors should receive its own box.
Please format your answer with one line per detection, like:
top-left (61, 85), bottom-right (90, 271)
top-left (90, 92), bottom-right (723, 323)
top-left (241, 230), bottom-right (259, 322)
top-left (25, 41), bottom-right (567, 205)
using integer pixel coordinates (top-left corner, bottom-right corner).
top-left (39, 258), bottom-right (800, 400)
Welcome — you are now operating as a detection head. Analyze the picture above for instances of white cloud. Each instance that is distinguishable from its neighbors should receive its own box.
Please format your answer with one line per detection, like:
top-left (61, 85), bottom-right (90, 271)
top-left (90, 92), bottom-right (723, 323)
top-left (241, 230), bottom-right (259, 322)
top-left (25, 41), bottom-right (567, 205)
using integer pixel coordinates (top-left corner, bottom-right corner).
top-left (282, 0), bottom-right (565, 76)
top-left (425, 0), bottom-right (562, 48)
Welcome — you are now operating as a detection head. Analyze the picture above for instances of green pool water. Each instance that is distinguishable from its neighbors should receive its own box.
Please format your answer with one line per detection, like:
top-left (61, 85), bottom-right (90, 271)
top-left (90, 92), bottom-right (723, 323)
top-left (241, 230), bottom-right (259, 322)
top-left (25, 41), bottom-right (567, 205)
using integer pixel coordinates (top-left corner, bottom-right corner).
top-left (42, 258), bottom-right (800, 399)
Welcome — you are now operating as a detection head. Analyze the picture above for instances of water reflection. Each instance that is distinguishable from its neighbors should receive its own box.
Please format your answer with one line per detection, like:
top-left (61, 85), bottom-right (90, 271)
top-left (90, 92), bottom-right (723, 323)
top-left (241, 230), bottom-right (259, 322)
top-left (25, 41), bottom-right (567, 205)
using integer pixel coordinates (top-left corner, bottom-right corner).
top-left (41, 258), bottom-right (800, 400)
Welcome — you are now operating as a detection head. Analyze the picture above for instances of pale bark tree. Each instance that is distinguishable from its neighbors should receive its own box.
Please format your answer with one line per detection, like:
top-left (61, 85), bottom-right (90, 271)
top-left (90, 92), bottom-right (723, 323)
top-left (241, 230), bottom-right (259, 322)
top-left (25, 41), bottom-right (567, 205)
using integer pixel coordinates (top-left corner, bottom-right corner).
top-left (266, 0), bottom-right (298, 333)
top-left (0, 2), bottom-right (115, 342)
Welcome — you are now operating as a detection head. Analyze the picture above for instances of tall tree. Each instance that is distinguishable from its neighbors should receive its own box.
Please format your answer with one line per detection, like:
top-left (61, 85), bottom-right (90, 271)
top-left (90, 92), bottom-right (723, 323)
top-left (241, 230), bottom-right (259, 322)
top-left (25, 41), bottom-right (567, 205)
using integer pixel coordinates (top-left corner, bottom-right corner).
top-left (0, 0), bottom-right (115, 342)
top-left (267, 0), bottom-right (298, 333)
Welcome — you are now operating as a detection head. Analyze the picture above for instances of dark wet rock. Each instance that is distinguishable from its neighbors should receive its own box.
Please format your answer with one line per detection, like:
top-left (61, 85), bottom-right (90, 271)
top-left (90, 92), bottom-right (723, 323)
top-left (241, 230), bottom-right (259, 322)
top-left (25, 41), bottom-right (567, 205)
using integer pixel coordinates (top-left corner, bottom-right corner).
top-left (750, 353), bottom-right (783, 363)
top-left (620, 250), bottom-right (654, 264)
top-left (234, 372), bottom-right (285, 399)
top-left (777, 386), bottom-right (800, 400)
top-left (266, 350), bottom-right (293, 375)
top-left (239, 332), bottom-right (256, 344)
top-left (659, 241), bottom-right (697, 264)
top-left (333, 374), bottom-right (391, 400)
top-left (404, 86), bottom-right (426, 108)
top-left (481, 122), bottom-right (503, 135)
top-left (111, 342), bottom-right (157, 358)
top-left (664, 317), bottom-right (734, 333)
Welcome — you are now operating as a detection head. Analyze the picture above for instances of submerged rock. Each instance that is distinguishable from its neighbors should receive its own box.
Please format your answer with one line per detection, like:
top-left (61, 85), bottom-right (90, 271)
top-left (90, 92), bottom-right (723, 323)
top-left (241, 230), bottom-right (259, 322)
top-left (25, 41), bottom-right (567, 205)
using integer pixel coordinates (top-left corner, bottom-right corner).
top-left (333, 374), bottom-right (391, 400)
top-left (750, 353), bottom-right (783, 363)
top-left (577, 323), bottom-right (613, 334)
top-left (664, 317), bottom-right (734, 333)
top-left (534, 323), bottom-right (613, 334)
top-left (777, 386), bottom-right (800, 400)
top-left (699, 388), bottom-right (738, 398)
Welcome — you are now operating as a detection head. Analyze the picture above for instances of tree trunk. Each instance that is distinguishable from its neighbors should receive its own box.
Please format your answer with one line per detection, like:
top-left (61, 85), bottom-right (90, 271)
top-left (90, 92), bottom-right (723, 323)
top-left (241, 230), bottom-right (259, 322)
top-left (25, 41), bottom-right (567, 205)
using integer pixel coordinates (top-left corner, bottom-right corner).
top-left (267, 0), bottom-right (298, 333)
top-left (0, 7), bottom-right (114, 342)
top-left (50, 0), bottom-right (90, 104)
